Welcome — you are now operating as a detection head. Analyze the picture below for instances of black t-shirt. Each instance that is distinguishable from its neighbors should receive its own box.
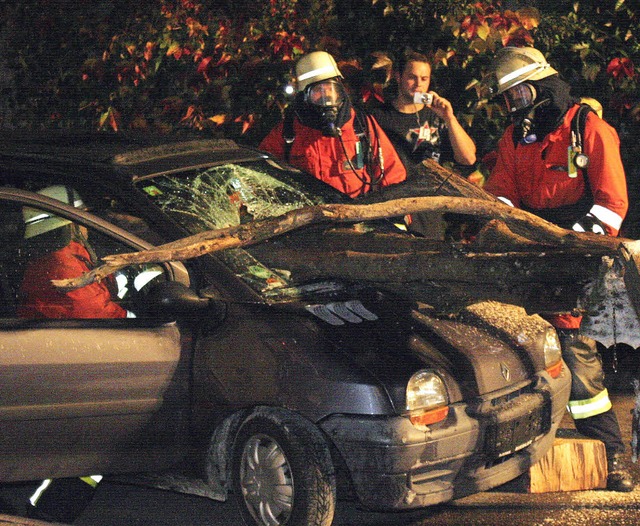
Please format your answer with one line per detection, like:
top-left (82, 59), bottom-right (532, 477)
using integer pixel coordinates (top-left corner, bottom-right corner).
top-left (371, 103), bottom-right (453, 167)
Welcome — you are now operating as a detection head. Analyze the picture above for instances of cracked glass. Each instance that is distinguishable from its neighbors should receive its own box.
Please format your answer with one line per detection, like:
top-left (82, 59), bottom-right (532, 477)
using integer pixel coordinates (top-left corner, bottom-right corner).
top-left (137, 160), bottom-right (335, 295)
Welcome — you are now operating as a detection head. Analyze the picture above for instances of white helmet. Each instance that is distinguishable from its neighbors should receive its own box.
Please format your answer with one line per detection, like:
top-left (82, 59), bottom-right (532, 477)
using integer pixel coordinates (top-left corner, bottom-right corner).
top-left (481, 46), bottom-right (558, 97)
top-left (23, 185), bottom-right (85, 239)
top-left (295, 51), bottom-right (343, 92)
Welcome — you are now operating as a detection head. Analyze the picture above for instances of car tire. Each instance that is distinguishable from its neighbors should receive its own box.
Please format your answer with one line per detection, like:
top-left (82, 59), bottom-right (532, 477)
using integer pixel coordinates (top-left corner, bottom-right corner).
top-left (230, 407), bottom-right (336, 526)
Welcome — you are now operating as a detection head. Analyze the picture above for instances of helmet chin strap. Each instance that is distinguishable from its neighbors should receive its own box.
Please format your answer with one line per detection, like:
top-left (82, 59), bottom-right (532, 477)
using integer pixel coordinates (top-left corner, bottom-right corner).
top-left (514, 97), bottom-right (550, 144)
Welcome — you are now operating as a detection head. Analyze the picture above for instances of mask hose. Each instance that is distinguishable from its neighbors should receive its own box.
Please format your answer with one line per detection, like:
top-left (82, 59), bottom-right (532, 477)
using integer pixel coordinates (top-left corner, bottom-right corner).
top-left (515, 97), bottom-right (550, 144)
top-left (320, 107), bottom-right (340, 137)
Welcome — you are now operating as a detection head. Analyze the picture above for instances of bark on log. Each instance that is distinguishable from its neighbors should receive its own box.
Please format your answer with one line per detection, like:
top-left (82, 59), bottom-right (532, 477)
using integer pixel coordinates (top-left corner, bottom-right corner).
top-left (527, 438), bottom-right (607, 493)
top-left (249, 227), bottom-right (604, 312)
top-left (52, 195), bottom-right (626, 292)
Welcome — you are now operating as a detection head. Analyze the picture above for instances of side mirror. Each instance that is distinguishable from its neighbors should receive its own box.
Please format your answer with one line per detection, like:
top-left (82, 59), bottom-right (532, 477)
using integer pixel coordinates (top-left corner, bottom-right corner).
top-left (142, 281), bottom-right (219, 320)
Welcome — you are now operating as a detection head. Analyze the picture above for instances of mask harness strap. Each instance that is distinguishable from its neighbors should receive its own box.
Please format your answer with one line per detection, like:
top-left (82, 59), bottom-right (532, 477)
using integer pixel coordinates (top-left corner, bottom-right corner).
top-left (338, 110), bottom-right (386, 191)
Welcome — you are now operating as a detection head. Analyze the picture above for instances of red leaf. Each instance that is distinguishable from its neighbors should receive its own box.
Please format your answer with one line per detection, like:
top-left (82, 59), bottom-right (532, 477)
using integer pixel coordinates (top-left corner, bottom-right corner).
top-left (197, 56), bottom-right (213, 74)
top-left (607, 57), bottom-right (635, 80)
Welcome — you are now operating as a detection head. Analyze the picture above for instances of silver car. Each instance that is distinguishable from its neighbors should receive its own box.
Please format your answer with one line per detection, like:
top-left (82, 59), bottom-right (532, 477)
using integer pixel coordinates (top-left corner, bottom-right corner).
top-left (0, 132), bottom-right (571, 526)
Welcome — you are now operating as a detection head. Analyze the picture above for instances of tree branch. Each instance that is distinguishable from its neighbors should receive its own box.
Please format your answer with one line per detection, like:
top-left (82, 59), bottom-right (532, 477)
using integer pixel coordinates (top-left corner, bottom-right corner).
top-left (51, 196), bottom-right (624, 290)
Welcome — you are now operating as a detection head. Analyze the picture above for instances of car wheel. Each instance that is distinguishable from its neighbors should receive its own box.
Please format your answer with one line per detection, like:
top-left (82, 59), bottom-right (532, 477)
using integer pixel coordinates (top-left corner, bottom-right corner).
top-left (231, 408), bottom-right (336, 526)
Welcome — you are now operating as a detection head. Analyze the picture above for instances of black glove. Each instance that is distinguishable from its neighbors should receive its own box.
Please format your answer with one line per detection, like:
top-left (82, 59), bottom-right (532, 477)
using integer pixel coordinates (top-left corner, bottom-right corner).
top-left (572, 213), bottom-right (606, 235)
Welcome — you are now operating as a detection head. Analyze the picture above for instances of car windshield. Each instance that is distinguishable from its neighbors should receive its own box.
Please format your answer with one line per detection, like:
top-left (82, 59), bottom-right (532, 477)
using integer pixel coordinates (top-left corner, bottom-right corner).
top-left (136, 159), bottom-right (357, 299)
top-left (137, 160), bottom-right (331, 232)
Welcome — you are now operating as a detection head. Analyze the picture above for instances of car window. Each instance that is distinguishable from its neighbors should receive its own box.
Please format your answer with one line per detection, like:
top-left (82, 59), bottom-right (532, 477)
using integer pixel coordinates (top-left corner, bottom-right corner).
top-left (137, 161), bottom-right (326, 233)
top-left (137, 161), bottom-right (335, 296)
top-left (136, 160), bottom-right (406, 298)
top-left (0, 199), bottom-right (166, 320)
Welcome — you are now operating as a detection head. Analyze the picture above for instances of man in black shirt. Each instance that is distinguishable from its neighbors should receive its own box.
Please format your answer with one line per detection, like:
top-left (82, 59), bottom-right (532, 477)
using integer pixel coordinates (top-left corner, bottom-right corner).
top-left (371, 50), bottom-right (476, 168)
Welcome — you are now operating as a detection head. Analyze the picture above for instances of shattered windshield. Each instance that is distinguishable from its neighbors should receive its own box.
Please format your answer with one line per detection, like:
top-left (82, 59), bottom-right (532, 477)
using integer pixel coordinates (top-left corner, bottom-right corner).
top-left (137, 160), bottom-right (342, 296)
top-left (138, 160), bottom-right (327, 233)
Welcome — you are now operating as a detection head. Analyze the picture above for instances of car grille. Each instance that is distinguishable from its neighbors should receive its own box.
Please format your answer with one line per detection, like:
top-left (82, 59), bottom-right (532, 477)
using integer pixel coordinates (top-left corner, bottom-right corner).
top-left (470, 384), bottom-right (552, 461)
top-left (489, 382), bottom-right (535, 407)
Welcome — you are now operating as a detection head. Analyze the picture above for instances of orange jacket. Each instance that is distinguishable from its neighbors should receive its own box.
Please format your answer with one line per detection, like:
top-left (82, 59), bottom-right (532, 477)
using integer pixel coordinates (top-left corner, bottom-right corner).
top-left (259, 109), bottom-right (407, 198)
top-left (485, 104), bottom-right (628, 236)
top-left (485, 104), bottom-right (628, 329)
top-left (18, 241), bottom-right (127, 319)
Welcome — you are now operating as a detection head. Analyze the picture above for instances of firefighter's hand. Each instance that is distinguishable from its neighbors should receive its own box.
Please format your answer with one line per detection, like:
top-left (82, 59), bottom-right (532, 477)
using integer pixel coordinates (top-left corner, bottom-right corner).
top-left (572, 213), bottom-right (606, 235)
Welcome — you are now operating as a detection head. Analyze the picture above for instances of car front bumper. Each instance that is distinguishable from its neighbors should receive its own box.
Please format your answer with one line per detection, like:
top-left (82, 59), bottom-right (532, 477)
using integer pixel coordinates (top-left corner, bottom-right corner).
top-left (319, 368), bottom-right (571, 510)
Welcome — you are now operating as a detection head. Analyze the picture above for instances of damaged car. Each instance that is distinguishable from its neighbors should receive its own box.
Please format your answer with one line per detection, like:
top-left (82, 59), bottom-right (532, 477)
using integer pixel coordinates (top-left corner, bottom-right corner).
top-left (0, 132), bottom-right (571, 526)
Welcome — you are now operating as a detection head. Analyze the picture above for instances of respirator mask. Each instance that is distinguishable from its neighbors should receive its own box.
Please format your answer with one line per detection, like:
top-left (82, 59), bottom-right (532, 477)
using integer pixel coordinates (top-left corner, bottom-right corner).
top-left (304, 79), bottom-right (346, 137)
top-left (504, 82), bottom-right (550, 144)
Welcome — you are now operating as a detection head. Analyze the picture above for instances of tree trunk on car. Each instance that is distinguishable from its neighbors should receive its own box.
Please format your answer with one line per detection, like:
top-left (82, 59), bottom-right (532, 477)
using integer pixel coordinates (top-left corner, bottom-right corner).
top-left (52, 159), bottom-right (639, 319)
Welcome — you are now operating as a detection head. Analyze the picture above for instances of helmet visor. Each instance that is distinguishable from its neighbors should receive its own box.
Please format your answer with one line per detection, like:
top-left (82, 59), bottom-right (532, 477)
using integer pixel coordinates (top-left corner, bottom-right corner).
top-left (305, 80), bottom-right (346, 108)
top-left (503, 83), bottom-right (536, 113)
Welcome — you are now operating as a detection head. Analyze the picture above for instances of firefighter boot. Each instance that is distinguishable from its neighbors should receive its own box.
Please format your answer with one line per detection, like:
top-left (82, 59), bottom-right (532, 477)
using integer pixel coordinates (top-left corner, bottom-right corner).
top-left (607, 453), bottom-right (634, 492)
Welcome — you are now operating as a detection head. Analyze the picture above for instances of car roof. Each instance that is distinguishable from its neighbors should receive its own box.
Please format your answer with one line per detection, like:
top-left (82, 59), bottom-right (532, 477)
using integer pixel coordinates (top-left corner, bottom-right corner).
top-left (0, 130), bottom-right (268, 180)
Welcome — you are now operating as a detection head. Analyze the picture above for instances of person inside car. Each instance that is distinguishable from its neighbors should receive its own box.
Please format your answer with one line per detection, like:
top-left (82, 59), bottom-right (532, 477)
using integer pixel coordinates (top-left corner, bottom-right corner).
top-left (17, 185), bottom-right (132, 319)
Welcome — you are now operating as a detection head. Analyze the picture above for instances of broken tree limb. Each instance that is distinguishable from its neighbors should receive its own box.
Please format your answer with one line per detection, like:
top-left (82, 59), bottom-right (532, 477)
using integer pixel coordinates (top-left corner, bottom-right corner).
top-left (52, 195), bottom-right (625, 292)
top-left (364, 158), bottom-right (497, 201)
top-left (249, 223), bottom-right (605, 313)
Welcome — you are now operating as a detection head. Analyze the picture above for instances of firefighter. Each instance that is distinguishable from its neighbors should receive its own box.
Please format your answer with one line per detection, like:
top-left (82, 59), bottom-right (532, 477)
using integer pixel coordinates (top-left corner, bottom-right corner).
top-left (259, 51), bottom-right (407, 198)
top-left (481, 46), bottom-right (633, 491)
top-left (17, 185), bottom-right (131, 520)
top-left (18, 185), bottom-right (132, 319)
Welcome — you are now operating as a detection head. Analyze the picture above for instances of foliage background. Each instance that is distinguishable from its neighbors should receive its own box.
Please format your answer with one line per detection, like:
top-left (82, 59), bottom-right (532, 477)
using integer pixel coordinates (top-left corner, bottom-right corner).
top-left (0, 0), bottom-right (637, 170)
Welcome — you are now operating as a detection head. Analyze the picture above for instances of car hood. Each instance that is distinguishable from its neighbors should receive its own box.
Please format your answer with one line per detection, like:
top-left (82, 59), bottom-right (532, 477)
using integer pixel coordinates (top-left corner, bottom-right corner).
top-left (282, 289), bottom-right (551, 405)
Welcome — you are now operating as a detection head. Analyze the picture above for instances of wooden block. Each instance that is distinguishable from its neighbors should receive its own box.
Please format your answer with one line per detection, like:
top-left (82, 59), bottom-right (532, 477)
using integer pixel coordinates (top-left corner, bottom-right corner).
top-left (528, 438), bottom-right (607, 493)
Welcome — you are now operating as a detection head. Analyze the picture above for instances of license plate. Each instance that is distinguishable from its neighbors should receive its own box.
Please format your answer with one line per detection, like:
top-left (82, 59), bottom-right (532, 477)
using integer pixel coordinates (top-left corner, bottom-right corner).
top-left (485, 404), bottom-right (547, 459)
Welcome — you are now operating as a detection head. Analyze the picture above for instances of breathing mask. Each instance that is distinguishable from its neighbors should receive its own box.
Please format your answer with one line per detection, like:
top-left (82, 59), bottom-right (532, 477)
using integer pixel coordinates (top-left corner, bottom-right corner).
top-left (503, 82), bottom-right (553, 144)
top-left (304, 79), bottom-right (346, 137)
top-left (503, 83), bottom-right (536, 114)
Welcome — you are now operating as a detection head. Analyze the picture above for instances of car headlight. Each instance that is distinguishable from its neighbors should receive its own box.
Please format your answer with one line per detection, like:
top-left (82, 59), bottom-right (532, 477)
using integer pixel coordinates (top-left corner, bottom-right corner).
top-left (543, 327), bottom-right (563, 378)
top-left (406, 370), bottom-right (449, 426)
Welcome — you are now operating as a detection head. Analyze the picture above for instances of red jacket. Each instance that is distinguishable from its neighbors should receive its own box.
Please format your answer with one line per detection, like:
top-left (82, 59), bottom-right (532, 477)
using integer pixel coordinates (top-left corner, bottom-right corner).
top-left (485, 104), bottom-right (628, 329)
top-left (259, 109), bottom-right (407, 198)
top-left (485, 104), bottom-right (628, 235)
top-left (18, 240), bottom-right (127, 319)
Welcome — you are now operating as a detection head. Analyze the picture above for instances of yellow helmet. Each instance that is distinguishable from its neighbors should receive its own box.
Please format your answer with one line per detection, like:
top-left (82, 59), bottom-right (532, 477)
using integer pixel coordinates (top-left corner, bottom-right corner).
top-left (295, 51), bottom-right (343, 92)
top-left (482, 47), bottom-right (558, 97)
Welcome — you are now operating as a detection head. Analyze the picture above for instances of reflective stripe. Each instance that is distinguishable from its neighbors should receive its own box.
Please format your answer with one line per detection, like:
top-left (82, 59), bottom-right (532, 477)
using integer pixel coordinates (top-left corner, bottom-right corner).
top-left (497, 196), bottom-right (515, 207)
top-left (80, 475), bottom-right (102, 488)
top-left (29, 475), bottom-right (101, 505)
top-left (567, 388), bottom-right (612, 419)
top-left (29, 479), bottom-right (52, 506)
top-left (297, 65), bottom-right (337, 82)
top-left (498, 62), bottom-right (547, 88)
top-left (590, 204), bottom-right (623, 231)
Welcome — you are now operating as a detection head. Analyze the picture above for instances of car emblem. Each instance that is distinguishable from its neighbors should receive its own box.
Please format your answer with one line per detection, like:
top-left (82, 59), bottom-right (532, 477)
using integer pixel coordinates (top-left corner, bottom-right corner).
top-left (500, 362), bottom-right (511, 382)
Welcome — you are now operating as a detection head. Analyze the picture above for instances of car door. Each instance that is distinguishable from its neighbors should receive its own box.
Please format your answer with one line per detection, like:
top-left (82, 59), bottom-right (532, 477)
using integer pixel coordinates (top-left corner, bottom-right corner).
top-left (0, 189), bottom-right (189, 482)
